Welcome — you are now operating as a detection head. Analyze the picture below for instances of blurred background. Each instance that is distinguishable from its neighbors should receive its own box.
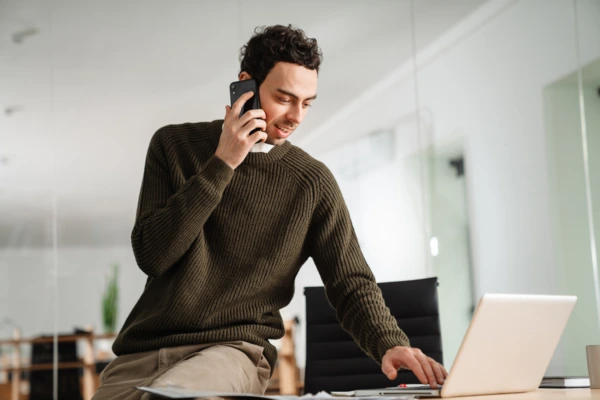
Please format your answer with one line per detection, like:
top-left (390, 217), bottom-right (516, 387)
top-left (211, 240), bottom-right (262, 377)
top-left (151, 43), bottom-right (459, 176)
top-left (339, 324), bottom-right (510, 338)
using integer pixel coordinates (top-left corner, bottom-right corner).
top-left (1, 0), bottom-right (599, 398)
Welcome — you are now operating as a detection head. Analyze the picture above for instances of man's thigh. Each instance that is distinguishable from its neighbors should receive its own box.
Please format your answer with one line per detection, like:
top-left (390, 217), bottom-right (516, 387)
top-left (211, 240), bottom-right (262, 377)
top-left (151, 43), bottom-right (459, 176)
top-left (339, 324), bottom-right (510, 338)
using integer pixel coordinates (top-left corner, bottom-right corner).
top-left (149, 341), bottom-right (271, 395)
top-left (91, 349), bottom-right (159, 400)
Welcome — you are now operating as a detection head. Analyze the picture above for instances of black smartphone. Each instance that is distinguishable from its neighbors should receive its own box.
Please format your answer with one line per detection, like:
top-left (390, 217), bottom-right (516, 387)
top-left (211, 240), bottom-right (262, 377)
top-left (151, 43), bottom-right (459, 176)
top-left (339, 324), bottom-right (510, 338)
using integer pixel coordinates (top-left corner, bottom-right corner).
top-left (229, 79), bottom-right (261, 118)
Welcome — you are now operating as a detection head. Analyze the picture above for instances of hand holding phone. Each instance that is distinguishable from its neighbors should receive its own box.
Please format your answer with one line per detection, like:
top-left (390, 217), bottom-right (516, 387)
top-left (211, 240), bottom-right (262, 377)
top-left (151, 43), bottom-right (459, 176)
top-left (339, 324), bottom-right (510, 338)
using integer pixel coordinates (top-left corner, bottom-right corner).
top-left (216, 80), bottom-right (268, 169)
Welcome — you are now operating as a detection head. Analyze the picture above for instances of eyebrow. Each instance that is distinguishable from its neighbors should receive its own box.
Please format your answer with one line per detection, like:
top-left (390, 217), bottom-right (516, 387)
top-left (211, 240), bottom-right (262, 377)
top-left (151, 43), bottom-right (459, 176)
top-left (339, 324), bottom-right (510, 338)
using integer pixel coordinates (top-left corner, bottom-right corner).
top-left (276, 88), bottom-right (317, 101)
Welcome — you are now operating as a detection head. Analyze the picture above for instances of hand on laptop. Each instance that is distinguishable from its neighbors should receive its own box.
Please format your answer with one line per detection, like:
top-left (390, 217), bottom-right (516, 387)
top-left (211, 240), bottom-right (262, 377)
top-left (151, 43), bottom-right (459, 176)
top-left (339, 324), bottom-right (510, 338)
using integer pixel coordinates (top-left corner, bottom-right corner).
top-left (382, 346), bottom-right (448, 389)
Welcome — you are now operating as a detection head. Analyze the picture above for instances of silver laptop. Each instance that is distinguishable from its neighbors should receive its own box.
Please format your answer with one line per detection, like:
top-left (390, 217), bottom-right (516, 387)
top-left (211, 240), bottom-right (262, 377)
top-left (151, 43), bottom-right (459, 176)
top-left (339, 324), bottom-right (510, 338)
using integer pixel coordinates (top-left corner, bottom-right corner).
top-left (336, 293), bottom-right (577, 398)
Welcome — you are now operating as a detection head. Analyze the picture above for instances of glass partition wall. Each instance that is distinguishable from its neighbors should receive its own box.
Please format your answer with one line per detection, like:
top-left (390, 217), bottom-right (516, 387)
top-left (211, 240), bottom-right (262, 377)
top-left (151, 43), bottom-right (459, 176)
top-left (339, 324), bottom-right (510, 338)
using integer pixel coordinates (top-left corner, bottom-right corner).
top-left (2, 1), bottom-right (600, 398)
top-left (312, 0), bottom-right (600, 377)
top-left (1, 0), bottom-right (60, 398)
top-left (571, 0), bottom-right (600, 375)
top-left (412, 0), bottom-right (600, 375)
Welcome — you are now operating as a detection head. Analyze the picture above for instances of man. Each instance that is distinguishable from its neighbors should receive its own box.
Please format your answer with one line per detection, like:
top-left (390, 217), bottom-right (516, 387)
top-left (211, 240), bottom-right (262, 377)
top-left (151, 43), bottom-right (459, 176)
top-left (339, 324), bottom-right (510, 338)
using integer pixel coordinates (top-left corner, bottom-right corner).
top-left (92, 25), bottom-right (447, 400)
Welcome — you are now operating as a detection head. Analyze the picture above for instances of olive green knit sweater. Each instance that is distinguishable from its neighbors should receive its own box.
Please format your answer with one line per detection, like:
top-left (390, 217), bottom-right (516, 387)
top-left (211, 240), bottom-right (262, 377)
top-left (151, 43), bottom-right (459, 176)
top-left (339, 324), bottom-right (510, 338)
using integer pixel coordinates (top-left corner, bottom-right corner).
top-left (112, 119), bottom-right (410, 371)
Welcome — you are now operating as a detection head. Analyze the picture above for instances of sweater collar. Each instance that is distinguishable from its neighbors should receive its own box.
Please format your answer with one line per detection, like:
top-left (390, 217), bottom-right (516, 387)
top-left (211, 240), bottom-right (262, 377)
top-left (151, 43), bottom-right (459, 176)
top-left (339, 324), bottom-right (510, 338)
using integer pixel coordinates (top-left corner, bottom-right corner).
top-left (210, 120), bottom-right (291, 165)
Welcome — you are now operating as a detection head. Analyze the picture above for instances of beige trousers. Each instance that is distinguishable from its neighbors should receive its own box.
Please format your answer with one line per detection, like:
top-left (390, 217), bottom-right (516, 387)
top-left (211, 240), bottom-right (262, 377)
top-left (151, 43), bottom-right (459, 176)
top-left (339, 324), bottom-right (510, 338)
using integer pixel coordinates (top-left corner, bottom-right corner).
top-left (91, 341), bottom-right (271, 400)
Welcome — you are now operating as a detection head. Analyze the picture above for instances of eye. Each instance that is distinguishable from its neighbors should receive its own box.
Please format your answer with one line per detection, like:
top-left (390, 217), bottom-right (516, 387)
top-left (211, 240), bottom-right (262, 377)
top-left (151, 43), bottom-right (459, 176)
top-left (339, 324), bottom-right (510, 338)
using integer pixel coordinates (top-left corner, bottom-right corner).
top-left (278, 98), bottom-right (290, 104)
top-left (303, 103), bottom-right (312, 109)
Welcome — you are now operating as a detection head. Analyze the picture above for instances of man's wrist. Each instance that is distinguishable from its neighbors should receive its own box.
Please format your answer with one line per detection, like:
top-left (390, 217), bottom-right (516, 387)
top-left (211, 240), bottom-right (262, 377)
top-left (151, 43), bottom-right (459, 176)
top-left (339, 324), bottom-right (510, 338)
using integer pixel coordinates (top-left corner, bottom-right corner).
top-left (214, 151), bottom-right (236, 170)
top-left (385, 345), bottom-right (406, 355)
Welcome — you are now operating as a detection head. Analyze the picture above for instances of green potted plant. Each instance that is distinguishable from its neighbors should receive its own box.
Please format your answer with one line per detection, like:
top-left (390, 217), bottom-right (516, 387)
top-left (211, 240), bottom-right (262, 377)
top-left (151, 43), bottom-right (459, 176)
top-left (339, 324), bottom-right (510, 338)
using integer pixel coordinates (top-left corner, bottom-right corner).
top-left (102, 263), bottom-right (119, 334)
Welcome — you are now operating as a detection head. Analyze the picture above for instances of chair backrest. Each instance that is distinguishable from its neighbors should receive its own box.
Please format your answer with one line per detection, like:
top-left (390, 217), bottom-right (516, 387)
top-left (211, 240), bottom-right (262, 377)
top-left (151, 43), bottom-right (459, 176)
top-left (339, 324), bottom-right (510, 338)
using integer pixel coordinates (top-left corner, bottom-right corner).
top-left (303, 277), bottom-right (443, 394)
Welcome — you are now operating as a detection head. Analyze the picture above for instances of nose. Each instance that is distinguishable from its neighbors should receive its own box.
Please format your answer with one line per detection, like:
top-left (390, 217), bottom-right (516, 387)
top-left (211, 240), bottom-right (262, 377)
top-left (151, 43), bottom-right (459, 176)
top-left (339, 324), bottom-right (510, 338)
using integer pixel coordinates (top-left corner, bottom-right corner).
top-left (286, 104), bottom-right (303, 126)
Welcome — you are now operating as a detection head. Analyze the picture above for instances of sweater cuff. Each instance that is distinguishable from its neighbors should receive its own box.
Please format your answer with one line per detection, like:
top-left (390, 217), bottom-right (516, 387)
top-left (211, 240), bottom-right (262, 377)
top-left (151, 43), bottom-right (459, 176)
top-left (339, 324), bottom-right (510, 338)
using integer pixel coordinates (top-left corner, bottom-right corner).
top-left (199, 155), bottom-right (235, 192)
top-left (377, 331), bottom-right (411, 363)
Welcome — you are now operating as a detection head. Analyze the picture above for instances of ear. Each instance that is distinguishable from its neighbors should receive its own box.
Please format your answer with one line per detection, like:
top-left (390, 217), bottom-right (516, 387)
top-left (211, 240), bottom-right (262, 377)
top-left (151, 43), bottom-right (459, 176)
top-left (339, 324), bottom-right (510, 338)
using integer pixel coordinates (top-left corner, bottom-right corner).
top-left (239, 71), bottom-right (252, 81)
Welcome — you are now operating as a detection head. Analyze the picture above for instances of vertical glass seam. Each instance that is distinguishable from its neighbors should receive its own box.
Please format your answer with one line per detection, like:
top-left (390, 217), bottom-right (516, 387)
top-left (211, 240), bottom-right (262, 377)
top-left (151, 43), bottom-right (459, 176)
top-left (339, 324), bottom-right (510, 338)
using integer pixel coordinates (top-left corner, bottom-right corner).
top-left (573, 0), bottom-right (600, 336)
top-left (409, 0), bottom-right (433, 277)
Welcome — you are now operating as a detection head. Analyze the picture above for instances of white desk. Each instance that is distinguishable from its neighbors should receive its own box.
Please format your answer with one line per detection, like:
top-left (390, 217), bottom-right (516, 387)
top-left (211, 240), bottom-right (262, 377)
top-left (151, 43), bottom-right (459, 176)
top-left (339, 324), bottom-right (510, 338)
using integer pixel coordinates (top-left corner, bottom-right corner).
top-left (447, 389), bottom-right (599, 399)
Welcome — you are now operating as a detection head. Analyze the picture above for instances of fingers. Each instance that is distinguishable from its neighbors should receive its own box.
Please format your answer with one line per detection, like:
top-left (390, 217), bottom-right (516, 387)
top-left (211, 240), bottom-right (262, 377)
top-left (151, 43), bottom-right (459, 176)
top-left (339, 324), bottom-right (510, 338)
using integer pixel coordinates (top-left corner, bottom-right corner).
top-left (427, 357), bottom-right (445, 385)
top-left (254, 131), bottom-right (268, 144)
top-left (381, 357), bottom-right (398, 380)
top-left (223, 110), bottom-right (266, 137)
top-left (225, 95), bottom-right (266, 139)
top-left (402, 354), bottom-right (429, 386)
top-left (415, 352), bottom-right (438, 389)
top-left (243, 119), bottom-right (267, 136)
top-left (239, 108), bottom-right (267, 124)
top-left (440, 362), bottom-right (449, 379)
top-left (382, 347), bottom-right (446, 389)
top-left (231, 91), bottom-right (255, 117)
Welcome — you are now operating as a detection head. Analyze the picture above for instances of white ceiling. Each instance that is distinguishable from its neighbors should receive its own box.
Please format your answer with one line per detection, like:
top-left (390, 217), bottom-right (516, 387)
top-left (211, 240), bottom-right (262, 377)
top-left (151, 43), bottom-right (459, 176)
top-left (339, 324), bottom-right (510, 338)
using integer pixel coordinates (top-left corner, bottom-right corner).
top-left (0, 0), bottom-right (488, 247)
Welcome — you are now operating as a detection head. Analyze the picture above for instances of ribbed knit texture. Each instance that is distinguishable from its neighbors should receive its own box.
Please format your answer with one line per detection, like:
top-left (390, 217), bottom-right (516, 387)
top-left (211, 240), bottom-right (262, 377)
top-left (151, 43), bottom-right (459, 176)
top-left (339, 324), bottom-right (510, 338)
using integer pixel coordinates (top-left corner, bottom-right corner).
top-left (113, 119), bottom-right (410, 373)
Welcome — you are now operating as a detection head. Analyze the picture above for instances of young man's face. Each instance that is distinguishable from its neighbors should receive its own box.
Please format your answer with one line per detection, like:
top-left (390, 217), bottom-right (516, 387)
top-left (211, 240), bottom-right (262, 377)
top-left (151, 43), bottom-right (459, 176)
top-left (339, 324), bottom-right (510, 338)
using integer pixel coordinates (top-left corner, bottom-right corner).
top-left (239, 62), bottom-right (318, 146)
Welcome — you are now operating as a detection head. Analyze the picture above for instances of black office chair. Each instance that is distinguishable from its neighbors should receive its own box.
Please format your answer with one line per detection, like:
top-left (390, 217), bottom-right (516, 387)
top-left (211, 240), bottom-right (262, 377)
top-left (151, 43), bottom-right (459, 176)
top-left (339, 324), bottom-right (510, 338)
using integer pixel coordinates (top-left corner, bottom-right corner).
top-left (303, 277), bottom-right (443, 394)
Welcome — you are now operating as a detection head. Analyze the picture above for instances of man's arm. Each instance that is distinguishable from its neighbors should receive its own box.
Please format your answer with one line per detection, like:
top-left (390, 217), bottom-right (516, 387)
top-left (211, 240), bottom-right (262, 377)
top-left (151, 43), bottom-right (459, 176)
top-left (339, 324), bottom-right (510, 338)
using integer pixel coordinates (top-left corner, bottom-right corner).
top-left (133, 92), bottom-right (268, 278)
top-left (308, 165), bottom-right (446, 387)
top-left (308, 165), bottom-right (410, 361)
top-left (131, 128), bottom-right (234, 277)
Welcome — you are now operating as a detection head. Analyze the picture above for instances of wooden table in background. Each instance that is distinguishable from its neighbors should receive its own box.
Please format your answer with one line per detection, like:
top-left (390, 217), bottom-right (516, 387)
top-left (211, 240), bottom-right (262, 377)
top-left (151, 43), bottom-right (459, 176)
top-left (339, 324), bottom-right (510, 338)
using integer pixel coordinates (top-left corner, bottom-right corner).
top-left (0, 328), bottom-right (115, 400)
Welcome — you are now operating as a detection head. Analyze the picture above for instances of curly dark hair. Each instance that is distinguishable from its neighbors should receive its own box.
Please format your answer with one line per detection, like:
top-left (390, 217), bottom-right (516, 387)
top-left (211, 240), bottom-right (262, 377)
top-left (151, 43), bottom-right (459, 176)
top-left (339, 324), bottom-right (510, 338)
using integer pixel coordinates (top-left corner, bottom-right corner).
top-left (239, 24), bottom-right (323, 86)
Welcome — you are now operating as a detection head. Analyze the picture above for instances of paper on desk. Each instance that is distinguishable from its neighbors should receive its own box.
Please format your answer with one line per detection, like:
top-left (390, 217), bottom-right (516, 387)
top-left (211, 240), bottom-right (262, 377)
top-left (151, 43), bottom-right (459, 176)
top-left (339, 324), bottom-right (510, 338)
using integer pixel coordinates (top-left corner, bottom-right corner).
top-left (137, 386), bottom-right (266, 399)
top-left (136, 386), bottom-right (333, 399)
top-left (136, 386), bottom-right (414, 400)
top-left (327, 393), bottom-right (413, 400)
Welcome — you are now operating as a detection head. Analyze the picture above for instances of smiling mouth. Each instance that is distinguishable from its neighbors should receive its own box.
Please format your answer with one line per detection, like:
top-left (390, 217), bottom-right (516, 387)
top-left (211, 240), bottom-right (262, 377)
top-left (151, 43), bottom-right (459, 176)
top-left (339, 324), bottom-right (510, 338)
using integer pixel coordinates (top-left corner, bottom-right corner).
top-left (275, 124), bottom-right (294, 134)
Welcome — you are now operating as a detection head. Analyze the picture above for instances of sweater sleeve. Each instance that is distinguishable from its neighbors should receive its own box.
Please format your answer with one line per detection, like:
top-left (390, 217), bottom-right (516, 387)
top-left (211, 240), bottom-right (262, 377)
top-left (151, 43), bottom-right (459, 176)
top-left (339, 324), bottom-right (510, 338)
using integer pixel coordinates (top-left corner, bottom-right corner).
top-left (131, 128), bottom-right (234, 278)
top-left (308, 165), bottom-right (410, 363)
